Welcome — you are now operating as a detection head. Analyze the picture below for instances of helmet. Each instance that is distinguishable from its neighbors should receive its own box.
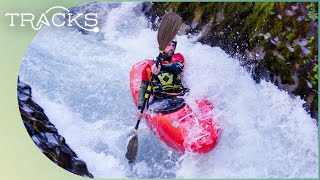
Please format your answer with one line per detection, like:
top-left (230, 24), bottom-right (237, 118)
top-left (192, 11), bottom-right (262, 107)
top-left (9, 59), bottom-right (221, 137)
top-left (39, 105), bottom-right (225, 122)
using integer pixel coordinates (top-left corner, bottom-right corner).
top-left (172, 37), bottom-right (177, 47)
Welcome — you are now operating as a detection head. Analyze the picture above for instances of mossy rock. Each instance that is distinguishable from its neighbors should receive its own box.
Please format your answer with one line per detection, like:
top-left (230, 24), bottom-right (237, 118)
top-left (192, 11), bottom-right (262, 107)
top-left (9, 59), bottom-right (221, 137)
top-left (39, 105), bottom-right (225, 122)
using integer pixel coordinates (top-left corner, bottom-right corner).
top-left (145, 2), bottom-right (318, 119)
top-left (287, 33), bottom-right (296, 42)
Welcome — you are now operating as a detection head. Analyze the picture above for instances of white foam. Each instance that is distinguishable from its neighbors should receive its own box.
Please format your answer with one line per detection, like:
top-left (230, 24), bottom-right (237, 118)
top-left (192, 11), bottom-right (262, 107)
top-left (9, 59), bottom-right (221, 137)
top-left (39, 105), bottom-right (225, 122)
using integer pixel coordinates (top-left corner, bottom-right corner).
top-left (19, 2), bottom-right (318, 178)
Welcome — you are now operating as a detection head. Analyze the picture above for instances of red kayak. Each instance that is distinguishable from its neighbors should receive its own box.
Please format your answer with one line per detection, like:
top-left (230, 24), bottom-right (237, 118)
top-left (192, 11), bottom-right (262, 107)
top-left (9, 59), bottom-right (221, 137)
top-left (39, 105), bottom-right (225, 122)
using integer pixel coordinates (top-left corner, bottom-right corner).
top-left (130, 60), bottom-right (220, 154)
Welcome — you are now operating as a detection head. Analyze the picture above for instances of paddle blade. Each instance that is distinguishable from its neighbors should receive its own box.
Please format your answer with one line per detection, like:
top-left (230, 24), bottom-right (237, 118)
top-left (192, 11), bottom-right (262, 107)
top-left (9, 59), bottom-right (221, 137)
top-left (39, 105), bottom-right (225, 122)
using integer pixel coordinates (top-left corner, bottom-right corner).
top-left (157, 12), bottom-right (182, 51)
top-left (125, 134), bottom-right (138, 163)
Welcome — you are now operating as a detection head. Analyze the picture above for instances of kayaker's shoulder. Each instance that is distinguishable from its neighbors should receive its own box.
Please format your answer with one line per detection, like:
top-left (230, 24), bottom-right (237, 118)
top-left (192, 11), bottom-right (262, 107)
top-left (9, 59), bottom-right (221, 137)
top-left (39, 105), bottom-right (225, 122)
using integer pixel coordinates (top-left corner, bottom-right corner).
top-left (172, 53), bottom-right (185, 63)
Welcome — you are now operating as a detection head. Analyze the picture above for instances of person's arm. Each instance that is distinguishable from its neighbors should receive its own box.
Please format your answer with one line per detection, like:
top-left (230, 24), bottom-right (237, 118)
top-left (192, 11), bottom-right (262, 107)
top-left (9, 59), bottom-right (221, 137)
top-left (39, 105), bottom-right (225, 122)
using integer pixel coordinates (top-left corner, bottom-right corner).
top-left (137, 70), bottom-right (151, 119)
top-left (137, 81), bottom-right (148, 108)
top-left (161, 53), bottom-right (185, 74)
top-left (161, 62), bottom-right (184, 74)
top-left (138, 64), bottom-right (152, 108)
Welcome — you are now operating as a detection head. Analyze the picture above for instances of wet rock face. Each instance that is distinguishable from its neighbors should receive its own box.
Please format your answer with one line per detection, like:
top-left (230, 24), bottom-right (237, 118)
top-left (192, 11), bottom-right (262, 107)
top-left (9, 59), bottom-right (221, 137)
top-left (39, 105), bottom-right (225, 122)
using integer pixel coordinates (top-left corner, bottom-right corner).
top-left (17, 80), bottom-right (94, 178)
top-left (143, 2), bottom-right (318, 119)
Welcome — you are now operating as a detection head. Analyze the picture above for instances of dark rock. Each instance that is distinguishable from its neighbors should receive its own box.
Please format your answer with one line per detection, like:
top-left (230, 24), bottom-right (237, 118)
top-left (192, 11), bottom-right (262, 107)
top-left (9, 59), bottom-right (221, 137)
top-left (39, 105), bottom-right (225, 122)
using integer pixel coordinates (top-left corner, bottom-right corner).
top-left (72, 159), bottom-right (94, 178)
top-left (17, 78), bottom-right (94, 178)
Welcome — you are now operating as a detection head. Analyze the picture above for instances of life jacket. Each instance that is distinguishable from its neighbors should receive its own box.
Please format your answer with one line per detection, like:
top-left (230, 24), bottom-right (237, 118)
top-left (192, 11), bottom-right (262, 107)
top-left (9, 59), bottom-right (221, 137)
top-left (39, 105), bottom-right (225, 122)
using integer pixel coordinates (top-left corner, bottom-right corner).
top-left (152, 72), bottom-right (182, 93)
top-left (151, 53), bottom-right (185, 95)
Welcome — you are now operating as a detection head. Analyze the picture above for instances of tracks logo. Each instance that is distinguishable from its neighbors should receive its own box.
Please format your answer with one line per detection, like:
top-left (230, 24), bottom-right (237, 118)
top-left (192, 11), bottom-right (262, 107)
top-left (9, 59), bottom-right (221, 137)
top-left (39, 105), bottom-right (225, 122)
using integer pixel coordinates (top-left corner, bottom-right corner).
top-left (5, 6), bottom-right (99, 32)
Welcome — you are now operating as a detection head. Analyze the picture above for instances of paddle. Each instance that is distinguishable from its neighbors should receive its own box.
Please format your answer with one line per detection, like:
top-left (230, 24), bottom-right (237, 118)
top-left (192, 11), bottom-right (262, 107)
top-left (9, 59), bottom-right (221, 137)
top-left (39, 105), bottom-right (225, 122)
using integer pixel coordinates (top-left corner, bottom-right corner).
top-left (125, 12), bottom-right (182, 163)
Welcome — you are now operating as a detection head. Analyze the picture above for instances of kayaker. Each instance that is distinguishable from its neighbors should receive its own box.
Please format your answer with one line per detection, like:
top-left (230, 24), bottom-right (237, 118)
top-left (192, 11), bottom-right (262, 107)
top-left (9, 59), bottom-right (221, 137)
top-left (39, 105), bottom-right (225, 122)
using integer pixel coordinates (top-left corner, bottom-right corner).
top-left (137, 38), bottom-right (186, 119)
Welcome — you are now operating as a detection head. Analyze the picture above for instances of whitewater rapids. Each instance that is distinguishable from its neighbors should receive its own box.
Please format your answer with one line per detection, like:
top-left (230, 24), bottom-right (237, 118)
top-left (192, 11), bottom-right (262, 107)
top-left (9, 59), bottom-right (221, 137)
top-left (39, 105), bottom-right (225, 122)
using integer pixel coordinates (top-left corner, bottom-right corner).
top-left (19, 2), bottom-right (318, 178)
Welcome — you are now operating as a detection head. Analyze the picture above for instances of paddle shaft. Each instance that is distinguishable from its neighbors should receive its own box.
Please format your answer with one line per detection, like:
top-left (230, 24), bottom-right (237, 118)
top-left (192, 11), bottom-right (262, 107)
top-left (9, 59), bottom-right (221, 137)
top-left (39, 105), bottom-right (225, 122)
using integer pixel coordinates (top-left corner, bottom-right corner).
top-left (126, 12), bottom-right (182, 164)
top-left (134, 59), bottom-right (161, 131)
top-left (134, 13), bottom-right (181, 131)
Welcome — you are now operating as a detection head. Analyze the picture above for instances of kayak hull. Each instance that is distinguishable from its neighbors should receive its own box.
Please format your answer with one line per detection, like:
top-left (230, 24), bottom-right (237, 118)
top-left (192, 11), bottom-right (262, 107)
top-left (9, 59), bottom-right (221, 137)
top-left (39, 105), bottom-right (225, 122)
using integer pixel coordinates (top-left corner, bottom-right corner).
top-left (130, 60), bottom-right (220, 153)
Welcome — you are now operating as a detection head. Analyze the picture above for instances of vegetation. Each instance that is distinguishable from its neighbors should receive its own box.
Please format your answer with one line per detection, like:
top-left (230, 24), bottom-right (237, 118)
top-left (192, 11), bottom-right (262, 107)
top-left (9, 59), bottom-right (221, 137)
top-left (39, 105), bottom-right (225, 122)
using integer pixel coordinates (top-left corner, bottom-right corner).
top-left (145, 2), bottom-right (318, 119)
top-left (306, 3), bottom-right (318, 21)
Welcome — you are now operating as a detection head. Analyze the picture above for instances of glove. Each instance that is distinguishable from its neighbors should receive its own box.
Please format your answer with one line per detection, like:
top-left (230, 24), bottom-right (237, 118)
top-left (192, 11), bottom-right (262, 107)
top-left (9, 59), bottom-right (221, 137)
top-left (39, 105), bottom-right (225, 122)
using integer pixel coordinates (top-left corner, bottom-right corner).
top-left (156, 53), bottom-right (167, 65)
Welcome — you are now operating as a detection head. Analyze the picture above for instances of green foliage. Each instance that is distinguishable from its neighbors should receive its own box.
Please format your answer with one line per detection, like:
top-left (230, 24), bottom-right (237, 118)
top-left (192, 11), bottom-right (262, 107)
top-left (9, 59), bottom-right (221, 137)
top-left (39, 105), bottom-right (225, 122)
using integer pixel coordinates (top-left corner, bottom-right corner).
top-left (263, 2), bottom-right (275, 15)
top-left (307, 51), bottom-right (314, 60)
top-left (307, 64), bottom-right (318, 87)
top-left (307, 36), bottom-right (315, 46)
top-left (312, 65), bottom-right (318, 72)
top-left (284, 51), bottom-right (291, 61)
top-left (148, 1), bottom-right (318, 118)
top-left (303, 60), bottom-right (307, 64)
top-left (277, 41), bottom-right (286, 50)
top-left (244, 2), bottom-right (273, 38)
top-left (268, 10), bottom-right (275, 16)
top-left (292, 45), bottom-right (301, 59)
top-left (276, 57), bottom-right (284, 65)
top-left (311, 80), bottom-right (317, 86)
top-left (287, 33), bottom-right (295, 42)
top-left (305, 3), bottom-right (318, 21)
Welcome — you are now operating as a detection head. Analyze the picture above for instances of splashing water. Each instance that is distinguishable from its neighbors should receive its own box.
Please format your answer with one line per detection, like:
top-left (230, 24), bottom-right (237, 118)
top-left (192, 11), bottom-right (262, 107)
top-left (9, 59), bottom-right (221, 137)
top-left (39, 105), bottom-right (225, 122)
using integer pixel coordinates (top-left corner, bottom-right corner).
top-left (19, 2), bottom-right (317, 178)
